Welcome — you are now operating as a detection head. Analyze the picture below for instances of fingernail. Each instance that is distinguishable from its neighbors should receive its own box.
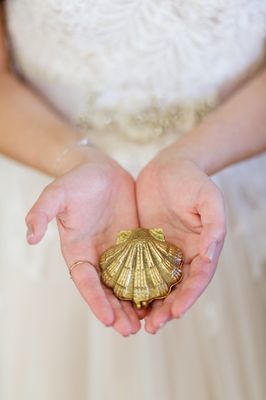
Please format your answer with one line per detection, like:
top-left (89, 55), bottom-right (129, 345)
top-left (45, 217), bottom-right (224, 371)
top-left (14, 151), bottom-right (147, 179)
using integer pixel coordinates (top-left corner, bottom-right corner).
top-left (206, 241), bottom-right (216, 261)
top-left (145, 325), bottom-right (156, 335)
top-left (26, 224), bottom-right (34, 240)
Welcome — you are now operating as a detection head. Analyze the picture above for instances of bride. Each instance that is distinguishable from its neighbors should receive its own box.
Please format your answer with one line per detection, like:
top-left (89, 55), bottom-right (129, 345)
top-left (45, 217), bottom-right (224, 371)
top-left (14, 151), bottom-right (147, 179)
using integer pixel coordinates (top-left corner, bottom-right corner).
top-left (0, 1), bottom-right (265, 399)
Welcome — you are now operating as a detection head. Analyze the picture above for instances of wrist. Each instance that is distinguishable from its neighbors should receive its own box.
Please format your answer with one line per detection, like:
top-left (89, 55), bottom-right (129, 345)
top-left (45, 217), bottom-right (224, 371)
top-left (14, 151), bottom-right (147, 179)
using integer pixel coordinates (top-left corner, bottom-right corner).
top-left (53, 138), bottom-right (94, 177)
top-left (53, 137), bottom-right (120, 178)
top-left (159, 119), bottom-right (231, 176)
top-left (156, 132), bottom-right (213, 176)
top-left (54, 144), bottom-right (110, 178)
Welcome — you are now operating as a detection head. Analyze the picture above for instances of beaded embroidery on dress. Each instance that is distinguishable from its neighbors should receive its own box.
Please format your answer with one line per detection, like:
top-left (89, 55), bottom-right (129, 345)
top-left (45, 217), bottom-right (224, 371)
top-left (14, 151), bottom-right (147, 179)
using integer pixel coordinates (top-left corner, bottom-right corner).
top-left (6, 0), bottom-right (266, 144)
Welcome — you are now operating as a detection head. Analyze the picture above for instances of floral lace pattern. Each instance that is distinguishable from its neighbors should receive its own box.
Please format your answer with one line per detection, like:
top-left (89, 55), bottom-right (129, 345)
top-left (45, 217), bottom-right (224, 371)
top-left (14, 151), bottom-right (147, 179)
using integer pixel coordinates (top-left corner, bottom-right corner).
top-left (6, 0), bottom-right (266, 142)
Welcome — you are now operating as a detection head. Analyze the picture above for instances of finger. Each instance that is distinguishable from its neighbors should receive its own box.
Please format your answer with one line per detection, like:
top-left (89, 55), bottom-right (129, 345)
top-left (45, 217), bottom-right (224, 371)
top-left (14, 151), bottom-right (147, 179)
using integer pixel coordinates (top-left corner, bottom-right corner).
top-left (71, 262), bottom-right (115, 327)
top-left (144, 300), bottom-right (166, 334)
top-left (25, 184), bottom-right (65, 244)
top-left (135, 306), bottom-right (150, 320)
top-left (103, 288), bottom-right (133, 337)
top-left (171, 251), bottom-right (220, 318)
top-left (150, 301), bottom-right (172, 332)
top-left (198, 185), bottom-right (226, 261)
top-left (121, 301), bottom-right (141, 334)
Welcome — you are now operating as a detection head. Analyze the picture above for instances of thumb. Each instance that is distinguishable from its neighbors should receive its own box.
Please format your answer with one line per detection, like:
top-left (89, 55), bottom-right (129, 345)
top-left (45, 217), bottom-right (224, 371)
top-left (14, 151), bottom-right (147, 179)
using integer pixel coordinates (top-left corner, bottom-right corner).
top-left (25, 184), bottom-right (65, 244)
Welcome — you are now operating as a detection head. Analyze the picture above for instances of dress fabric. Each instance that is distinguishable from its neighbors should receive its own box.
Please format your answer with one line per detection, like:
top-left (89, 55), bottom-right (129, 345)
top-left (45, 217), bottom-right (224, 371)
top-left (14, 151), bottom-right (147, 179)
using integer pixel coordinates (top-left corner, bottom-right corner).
top-left (0, 1), bottom-right (266, 399)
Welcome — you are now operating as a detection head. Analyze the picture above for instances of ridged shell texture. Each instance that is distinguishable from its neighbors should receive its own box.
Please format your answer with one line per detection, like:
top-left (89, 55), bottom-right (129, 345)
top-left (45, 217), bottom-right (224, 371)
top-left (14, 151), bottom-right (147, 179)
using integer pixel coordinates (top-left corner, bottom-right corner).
top-left (100, 228), bottom-right (183, 308)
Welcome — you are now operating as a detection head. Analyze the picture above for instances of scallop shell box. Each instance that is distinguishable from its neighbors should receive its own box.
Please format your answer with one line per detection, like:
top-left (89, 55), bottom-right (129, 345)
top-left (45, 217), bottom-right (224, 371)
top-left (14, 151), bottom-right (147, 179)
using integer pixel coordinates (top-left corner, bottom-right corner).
top-left (100, 228), bottom-right (183, 309)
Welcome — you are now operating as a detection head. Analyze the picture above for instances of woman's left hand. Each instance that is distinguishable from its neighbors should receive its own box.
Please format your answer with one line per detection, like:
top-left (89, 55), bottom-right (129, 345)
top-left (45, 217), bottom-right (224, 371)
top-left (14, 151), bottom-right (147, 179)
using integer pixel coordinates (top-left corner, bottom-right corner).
top-left (136, 150), bottom-right (226, 334)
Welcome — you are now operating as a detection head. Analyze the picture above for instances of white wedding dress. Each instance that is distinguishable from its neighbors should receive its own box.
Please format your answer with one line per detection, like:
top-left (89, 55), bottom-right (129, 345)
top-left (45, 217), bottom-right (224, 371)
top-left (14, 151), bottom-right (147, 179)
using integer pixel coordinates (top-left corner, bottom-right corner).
top-left (0, 1), bottom-right (266, 399)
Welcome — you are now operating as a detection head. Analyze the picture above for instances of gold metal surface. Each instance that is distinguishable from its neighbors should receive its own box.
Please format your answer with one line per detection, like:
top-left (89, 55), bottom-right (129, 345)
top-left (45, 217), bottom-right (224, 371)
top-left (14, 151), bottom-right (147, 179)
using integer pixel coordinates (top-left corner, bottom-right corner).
top-left (99, 228), bottom-right (183, 309)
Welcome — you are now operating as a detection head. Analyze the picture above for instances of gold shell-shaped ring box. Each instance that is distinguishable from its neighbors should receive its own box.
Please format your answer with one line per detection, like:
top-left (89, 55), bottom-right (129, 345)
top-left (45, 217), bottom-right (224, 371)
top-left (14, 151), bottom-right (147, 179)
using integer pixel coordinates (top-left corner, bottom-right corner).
top-left (99, 228), bottom-right (184, 309)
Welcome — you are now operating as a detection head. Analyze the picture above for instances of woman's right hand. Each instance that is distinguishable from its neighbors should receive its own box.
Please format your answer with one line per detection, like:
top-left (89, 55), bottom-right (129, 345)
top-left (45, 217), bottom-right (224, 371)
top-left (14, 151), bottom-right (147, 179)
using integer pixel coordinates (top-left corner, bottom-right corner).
top-left (25, 146), bottom-right (143, 336)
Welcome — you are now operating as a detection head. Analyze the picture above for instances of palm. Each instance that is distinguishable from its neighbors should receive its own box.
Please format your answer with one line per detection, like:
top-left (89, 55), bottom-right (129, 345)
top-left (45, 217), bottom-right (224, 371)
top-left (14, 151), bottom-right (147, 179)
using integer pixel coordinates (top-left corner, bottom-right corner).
top-left (137, 157), bottom-right (226, 333)
top-left (57, 163), bottom-right (138, 259)
top-left (26, 159), bottom-right (145, 336)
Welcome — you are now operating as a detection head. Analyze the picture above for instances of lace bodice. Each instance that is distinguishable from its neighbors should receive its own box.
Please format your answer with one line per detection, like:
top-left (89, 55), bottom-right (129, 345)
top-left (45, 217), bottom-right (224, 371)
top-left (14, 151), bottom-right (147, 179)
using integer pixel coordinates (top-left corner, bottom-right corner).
top-left (5, 0), bottom-right (266, 172)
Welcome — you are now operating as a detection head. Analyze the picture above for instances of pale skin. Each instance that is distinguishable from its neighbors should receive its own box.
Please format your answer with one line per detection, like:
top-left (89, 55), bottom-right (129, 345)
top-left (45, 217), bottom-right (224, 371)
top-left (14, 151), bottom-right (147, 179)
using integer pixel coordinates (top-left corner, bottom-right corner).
top-left (0, 7), bottom-right (265, 335)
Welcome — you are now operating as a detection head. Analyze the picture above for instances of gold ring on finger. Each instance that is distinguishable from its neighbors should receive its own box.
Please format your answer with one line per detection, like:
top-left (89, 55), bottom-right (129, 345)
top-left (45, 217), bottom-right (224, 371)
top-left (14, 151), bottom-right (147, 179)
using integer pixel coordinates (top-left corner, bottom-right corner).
top-left (68, 260), bottom-right (96, 280)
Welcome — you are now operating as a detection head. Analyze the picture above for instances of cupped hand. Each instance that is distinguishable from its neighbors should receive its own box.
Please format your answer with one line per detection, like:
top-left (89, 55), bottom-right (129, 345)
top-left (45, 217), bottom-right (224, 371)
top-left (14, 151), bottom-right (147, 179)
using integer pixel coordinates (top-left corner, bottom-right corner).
top-left (25, 147), bottom-right (145, 336)
top-left (136, 151), bottom-right (226, 334)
